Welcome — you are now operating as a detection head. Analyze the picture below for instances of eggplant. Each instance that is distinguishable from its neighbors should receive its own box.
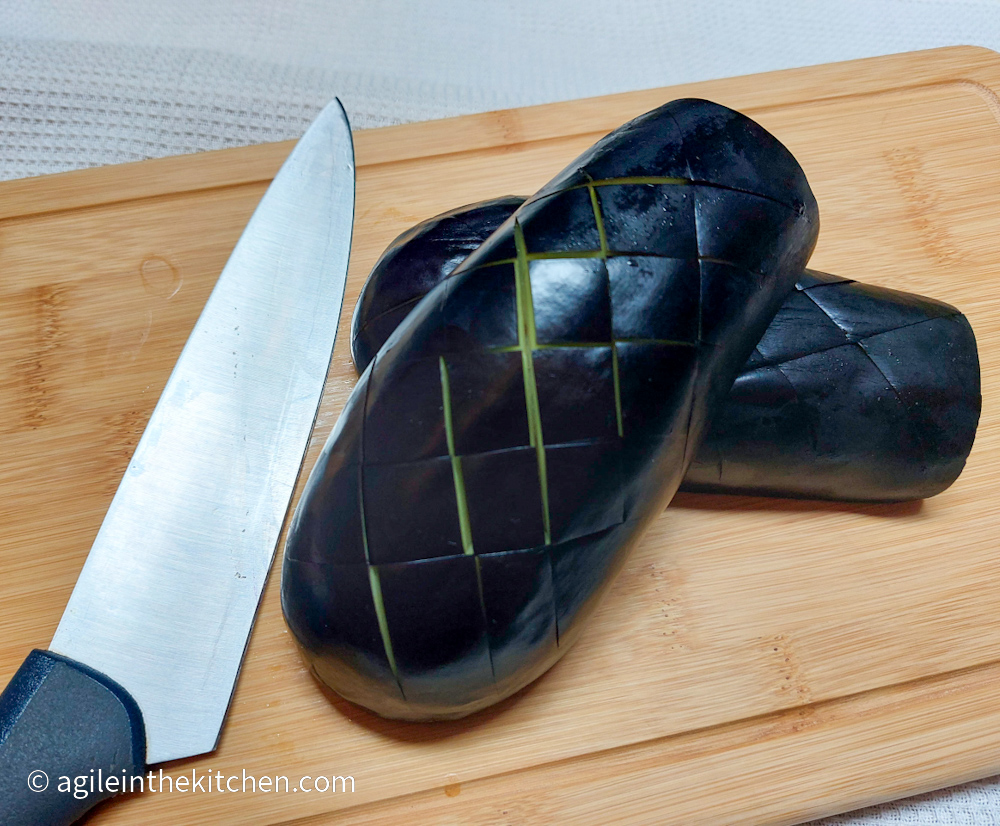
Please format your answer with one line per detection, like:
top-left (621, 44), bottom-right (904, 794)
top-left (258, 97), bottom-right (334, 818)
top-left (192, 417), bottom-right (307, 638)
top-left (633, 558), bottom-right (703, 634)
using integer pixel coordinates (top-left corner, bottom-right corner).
top-left (353, 201), bottom-right (980, 502)
top-left (352, 196), bottom-right (527, 372)
top-left (282, 98), bottom-right (819, 720)
top-left (686, 271), bottom-right (980, 500)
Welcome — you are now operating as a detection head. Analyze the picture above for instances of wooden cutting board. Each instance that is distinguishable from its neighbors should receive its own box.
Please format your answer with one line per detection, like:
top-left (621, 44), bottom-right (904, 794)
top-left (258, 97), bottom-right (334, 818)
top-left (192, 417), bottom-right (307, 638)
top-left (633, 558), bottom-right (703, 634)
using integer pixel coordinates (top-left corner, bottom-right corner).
top-left (2, 46), bottom-right (999, 825)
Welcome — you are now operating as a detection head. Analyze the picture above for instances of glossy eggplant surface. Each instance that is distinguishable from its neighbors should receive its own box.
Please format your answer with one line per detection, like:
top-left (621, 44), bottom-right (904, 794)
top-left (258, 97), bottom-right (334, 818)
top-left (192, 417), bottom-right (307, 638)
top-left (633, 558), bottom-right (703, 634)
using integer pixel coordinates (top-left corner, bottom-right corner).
top-left (353, 202), bottom-right (980, 502)
top-left (352, 196), bottom-right (526, 372)
top-left (282, 98), bottom-right (819, 720)
top-left (686, 271), bottom-right (980, 500)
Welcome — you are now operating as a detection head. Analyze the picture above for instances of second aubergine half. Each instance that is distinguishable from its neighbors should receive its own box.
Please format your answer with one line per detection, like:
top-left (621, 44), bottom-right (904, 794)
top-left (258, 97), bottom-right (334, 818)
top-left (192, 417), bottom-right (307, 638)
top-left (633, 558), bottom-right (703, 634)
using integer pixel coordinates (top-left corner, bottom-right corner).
top-left (282, 99), bottom-right (819, 720)
top-left (353, 201), bottom-right (980, 503)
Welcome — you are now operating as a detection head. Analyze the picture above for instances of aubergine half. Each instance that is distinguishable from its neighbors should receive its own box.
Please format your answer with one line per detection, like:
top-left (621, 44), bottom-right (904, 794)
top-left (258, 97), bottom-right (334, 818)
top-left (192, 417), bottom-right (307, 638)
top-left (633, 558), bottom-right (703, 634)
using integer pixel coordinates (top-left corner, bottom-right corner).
top-left (353, 199), bottom-right (980, 502)
top-left (282, 98), bottom-right (819, 720)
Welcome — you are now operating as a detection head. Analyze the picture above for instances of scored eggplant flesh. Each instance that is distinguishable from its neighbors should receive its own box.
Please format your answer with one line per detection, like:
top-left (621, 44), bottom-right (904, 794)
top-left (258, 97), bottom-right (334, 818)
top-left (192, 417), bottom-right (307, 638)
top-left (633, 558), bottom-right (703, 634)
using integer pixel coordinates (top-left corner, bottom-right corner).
top-left (282, 98), bottom-right (819, 720)
top-left (352, 200), bottom-right (980, 502)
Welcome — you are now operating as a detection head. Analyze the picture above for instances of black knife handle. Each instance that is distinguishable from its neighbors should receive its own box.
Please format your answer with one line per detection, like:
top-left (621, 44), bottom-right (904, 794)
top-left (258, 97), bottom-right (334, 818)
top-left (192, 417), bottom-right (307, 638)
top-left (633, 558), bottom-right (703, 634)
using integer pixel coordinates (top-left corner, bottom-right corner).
top-left (0, 650), bottom-right (146, 825)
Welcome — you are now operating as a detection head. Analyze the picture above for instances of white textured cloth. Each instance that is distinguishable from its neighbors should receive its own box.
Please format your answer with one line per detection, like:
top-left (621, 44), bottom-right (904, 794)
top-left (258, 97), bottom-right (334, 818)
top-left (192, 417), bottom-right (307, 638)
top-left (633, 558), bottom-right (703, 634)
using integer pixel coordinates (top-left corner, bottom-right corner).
top-left (5, 0), bottom-right (1000, 180)
top-left (820, 779), bottom-right (1000, 824)
top-left (3, 2), bottom-right (1000, 822)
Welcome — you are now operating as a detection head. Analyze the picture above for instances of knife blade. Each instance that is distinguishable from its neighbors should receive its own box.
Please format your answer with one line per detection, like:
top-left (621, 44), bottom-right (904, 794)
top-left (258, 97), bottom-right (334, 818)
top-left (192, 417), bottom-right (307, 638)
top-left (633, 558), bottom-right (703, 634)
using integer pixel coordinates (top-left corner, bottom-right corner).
top-left (0, 98), bottom-right (355, 825)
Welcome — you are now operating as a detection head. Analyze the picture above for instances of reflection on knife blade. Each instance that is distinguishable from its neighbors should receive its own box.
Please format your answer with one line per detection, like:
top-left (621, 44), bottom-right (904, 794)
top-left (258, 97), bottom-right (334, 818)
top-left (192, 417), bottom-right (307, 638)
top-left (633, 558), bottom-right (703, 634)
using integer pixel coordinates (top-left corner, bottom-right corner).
top-left (0, 98), bottom-right (355, 825)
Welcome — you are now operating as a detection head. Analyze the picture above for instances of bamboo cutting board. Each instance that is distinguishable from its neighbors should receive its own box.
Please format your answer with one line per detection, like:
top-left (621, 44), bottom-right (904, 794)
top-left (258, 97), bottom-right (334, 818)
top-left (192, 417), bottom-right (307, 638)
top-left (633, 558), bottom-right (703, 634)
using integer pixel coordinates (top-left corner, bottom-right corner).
top-left (2, 46), bottom-right (1000, 825)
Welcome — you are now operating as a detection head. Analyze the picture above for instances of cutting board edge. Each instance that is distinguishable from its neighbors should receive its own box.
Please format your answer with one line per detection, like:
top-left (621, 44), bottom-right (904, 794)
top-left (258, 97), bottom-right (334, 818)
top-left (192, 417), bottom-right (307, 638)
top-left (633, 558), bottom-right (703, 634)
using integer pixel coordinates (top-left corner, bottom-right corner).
top-left (1, 45), bottom-right (999, 224)
top-left (278, 658), bottom-right (1000, 826)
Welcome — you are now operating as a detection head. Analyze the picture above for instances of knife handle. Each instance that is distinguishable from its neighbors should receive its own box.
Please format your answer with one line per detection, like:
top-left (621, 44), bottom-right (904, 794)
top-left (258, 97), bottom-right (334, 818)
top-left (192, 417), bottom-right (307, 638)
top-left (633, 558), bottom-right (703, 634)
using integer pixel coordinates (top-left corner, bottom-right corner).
top-left (0, 650), bottom-right (146, 825)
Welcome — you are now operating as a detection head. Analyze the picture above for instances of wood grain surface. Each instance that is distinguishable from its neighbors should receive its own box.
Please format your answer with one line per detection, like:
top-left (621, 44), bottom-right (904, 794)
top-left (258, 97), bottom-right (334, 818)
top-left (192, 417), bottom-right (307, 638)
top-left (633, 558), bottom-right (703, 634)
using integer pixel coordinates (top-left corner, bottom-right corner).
top-left (1, 46), bottom-right (999, 825)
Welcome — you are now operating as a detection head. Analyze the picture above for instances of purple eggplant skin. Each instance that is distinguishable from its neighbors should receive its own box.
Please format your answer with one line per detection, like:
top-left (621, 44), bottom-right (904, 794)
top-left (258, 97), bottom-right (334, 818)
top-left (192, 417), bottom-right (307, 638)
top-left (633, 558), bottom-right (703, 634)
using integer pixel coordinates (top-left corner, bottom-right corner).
top-left (281, 98), bottom-right (819, 721)
top-left (352, 203), bottom-right (981, 503)
top-left (352, 196), bottom-right (527, 372)
top-left (685, 271), bottom-right (981, 501)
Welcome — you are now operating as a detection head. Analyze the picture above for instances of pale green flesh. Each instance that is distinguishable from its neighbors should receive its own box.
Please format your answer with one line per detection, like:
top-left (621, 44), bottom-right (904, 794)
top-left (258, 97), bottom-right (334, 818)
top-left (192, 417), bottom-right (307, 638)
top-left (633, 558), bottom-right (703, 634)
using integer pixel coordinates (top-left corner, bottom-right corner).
top-left (513, 220), bottom-right (552, 545)
top-left (439, 357), bottom-right (497, 683)
top-left (439, 356), bottom-right (475, 555)
top-left (491, 338), bottom-right (696, 352)
top-left (585, 176), bottom-right (688, 188)
top-left (587, 184), bottom-right (624, 438)
top-left (360, 480), bottom-right (403, 694)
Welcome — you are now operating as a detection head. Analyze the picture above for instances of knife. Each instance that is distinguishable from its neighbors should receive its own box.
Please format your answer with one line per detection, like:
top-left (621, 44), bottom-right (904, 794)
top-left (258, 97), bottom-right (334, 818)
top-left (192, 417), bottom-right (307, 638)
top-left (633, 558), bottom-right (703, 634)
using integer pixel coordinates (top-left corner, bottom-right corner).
top-left (0, 99), bottom-right (355, 825)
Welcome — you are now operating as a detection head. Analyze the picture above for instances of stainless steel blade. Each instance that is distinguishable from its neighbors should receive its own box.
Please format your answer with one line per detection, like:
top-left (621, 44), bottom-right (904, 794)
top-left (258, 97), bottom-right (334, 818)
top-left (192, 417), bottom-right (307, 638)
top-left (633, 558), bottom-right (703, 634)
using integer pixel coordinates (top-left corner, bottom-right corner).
top-left (49, 99), bottom-right (355, 764)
